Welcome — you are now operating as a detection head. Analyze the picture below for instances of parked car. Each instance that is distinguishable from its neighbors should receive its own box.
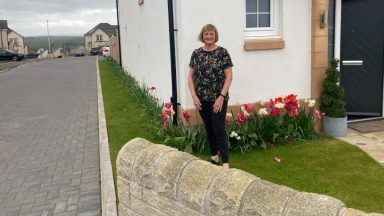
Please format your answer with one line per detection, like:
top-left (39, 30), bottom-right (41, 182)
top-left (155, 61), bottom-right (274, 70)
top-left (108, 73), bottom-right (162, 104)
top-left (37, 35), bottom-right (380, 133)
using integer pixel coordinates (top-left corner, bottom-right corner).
top-left (90, 47), bottom-right (99, 55)
top-left (75, 49), bottom-right (85, 57)
top-left (0, 49), bottom-right (25, 61)
top-left (102, 47), bottom-right (110, 57)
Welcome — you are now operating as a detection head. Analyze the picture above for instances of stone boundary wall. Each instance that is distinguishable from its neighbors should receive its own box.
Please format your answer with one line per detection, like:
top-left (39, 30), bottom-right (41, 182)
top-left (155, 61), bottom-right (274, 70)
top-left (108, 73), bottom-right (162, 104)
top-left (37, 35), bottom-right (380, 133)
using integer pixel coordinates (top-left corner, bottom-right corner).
top-left (116, 138), bottom-right (383, 216)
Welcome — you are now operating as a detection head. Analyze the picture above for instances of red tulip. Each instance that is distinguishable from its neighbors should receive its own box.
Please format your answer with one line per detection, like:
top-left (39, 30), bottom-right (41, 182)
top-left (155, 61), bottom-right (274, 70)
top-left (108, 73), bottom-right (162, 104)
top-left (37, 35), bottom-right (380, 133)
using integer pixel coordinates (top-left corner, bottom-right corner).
top-left (284, 94), bottom-right (297, 102)
top-left (289, 109), bottom-right (299, 117)
top-left (275, 97), bottom-right (283, 103)
top-left (183, 111), bottom-right (191, 121)
top-left (159, 113), bottom-right (167, 120)
top-left (163, 121), bottom-right (167, 130)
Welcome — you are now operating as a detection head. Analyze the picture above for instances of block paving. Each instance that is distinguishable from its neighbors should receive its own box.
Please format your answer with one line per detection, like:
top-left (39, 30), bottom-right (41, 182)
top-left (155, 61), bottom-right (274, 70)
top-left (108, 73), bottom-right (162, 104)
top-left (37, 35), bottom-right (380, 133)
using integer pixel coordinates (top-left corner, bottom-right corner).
top-left (0, 57), bottom-right (101, 215)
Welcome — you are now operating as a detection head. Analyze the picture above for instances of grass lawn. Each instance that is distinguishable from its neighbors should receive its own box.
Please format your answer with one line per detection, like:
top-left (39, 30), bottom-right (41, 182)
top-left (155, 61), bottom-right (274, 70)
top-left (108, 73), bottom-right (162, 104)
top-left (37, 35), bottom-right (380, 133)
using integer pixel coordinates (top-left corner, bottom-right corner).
top-left (99, 59), bottom-right (384, 214)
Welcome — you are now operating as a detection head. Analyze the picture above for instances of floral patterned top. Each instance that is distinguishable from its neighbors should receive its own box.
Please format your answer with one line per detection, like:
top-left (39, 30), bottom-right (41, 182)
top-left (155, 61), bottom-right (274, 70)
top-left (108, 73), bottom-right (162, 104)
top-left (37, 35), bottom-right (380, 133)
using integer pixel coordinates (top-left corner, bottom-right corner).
top-left (189, 46), bottom-right (233, 101)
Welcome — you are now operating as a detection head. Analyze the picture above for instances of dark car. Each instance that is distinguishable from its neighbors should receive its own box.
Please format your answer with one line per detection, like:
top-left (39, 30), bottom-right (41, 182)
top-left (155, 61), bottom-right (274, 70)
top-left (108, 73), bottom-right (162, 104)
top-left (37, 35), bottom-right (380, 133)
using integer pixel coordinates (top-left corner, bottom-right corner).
top-left (0, 49), bottom-right (25, 61)
top-left (90, 47), bottom-right (99, 55)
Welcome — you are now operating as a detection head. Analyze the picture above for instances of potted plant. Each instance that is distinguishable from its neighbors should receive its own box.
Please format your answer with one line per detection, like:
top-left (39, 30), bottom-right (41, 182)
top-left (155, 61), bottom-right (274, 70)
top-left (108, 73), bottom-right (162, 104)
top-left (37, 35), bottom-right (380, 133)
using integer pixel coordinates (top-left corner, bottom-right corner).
top-left (319, 58), bottom-right (347, 137)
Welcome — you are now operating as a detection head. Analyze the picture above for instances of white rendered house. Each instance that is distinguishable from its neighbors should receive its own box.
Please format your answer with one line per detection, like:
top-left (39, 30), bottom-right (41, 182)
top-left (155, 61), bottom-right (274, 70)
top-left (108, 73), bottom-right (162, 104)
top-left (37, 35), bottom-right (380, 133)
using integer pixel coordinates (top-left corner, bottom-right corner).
top-left (117, 0), bottom-right (384, 121)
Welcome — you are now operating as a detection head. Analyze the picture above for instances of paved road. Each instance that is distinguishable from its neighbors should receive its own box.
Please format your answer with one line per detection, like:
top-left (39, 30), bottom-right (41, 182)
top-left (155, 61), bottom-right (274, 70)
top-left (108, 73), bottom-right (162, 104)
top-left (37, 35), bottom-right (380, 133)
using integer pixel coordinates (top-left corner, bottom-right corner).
top-left (0, 58), bottom-right (47, 72)
top-left (0, 57), bottom-right (101, 215)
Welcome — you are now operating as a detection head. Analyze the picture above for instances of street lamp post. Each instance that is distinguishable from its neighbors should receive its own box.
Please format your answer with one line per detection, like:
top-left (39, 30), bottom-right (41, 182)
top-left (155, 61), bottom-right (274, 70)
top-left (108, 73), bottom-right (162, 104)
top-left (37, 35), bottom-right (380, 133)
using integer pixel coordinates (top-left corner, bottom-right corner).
top-left (47, 20), bottom-right (51, 58)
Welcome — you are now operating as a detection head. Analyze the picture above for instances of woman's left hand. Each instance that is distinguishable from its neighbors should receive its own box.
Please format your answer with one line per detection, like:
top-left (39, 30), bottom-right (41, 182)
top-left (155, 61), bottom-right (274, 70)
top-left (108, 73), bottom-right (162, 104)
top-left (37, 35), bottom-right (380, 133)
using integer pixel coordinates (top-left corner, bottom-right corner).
top-left (213, 96), bottom-right (224, 113)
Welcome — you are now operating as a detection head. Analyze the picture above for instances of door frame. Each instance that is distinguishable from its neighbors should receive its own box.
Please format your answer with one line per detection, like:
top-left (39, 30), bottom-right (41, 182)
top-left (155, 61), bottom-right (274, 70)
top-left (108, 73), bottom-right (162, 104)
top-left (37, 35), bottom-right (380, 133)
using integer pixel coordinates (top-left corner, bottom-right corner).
top-left (333, 0), bottom-right (384, 117)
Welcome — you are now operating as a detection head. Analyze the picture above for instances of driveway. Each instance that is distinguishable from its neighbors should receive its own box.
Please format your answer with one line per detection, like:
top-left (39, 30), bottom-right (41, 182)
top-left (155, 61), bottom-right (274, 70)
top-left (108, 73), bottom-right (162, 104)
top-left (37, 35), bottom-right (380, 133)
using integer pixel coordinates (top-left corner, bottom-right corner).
top-left (0, 56), bottom-right (101, 215)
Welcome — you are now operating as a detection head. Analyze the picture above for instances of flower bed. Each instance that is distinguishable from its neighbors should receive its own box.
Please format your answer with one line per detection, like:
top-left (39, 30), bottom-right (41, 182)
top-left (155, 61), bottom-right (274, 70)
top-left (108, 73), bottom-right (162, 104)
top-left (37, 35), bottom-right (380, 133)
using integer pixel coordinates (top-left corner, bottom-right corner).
top-left (157, 94), bottom-right (323, 155)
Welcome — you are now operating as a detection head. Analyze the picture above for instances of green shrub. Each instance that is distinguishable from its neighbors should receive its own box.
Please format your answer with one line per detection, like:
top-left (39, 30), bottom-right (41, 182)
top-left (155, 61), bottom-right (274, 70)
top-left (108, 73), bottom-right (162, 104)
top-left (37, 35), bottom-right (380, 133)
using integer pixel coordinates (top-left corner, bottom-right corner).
top-left (319, 59), bottom-right (346, 117)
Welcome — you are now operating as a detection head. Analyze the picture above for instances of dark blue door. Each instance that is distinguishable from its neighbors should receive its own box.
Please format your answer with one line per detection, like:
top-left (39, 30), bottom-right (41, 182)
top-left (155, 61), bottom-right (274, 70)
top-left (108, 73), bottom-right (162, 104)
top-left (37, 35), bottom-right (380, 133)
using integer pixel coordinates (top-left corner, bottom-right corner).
top-left (340, 0), bottom-right (384, 116)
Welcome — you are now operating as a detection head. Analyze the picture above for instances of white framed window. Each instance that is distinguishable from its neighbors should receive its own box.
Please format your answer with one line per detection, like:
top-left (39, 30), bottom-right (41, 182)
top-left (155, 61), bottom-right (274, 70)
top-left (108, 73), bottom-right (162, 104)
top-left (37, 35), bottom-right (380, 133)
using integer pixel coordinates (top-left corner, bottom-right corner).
top-left (245, 0), bottom-right (280, 38)
top-left (96, 35), bottom-right (103, 41)
top-left (9, 38), bottom-right (18, 45)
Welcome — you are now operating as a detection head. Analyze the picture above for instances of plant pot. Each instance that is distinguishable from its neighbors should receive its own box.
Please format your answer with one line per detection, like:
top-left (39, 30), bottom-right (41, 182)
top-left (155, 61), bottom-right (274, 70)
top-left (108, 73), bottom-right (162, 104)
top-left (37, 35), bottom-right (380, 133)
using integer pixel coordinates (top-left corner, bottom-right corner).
top-left (323, 115), bottom-right (347, 137)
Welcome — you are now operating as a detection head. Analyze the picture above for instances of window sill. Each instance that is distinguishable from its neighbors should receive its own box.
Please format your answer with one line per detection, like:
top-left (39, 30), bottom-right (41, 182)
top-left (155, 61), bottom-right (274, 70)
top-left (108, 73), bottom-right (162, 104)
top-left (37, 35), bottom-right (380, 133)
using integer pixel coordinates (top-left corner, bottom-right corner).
top-left (243, 38), bottom-right (285, 51)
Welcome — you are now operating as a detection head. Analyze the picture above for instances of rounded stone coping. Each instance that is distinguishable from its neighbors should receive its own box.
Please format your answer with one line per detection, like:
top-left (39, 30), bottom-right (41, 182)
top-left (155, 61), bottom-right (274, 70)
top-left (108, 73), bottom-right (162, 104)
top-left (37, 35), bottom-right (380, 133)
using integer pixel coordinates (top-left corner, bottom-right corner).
top-left (132, 143), bottom-right (176, 188)
top-left (116, 137), bottom-right (152, 181)
top-left (116, 138), bottom-right (383, 216)
top-left (153, 150), bottom-right (198, 199)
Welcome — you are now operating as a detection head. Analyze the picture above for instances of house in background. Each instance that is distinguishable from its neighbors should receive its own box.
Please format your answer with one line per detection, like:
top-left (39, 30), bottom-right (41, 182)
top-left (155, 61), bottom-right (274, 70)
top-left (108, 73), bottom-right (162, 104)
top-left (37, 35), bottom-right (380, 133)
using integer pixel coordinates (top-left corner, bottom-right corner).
top-left (51, 48), bottom-right (63, 58)
top-left (84, 23), bottom-right (117, 53)
top-left (0, 20), bottom-right (28, 54)
top-left (117, 0), bottom-right (384, 122)
top-left (37, 50), bottom-right (49, 59)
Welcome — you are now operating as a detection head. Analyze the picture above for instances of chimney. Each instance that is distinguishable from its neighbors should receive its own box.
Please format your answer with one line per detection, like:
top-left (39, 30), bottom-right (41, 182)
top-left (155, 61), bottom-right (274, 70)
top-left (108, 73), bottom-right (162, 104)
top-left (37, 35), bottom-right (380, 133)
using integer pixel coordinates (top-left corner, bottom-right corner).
top-left (0, 20), bottom-right (8, 28)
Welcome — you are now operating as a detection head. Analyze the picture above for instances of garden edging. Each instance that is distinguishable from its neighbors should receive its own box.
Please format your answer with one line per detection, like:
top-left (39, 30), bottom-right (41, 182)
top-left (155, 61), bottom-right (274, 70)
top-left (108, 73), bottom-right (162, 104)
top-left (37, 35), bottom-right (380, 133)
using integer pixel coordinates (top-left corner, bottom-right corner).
top-left (97, 58), bottom-right (118, 216)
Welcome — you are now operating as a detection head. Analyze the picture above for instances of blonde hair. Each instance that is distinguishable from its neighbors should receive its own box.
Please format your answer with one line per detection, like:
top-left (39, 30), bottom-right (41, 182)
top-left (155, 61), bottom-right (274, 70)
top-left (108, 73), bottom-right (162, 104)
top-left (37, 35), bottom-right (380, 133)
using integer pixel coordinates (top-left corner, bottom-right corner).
top-left (198, 24), bottom-right (219, 43)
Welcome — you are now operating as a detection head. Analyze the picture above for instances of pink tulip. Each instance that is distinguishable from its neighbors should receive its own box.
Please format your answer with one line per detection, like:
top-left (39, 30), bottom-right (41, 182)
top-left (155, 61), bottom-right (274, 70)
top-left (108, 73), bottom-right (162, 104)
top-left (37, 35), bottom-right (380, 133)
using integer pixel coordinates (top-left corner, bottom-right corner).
top-left (314, 108), bottom-right (325, 120)
top-left (164, 102), bottom-right (172, 109)
top-left (284, 101), bottom-right (298, 111)
top-left (244, 103), bottom-right (253, 114)
top-left (237, 113), bottom-right (246, 124)
top-left (270, 108), bottom-right (280, 117)
top-left (163, 108), bottom-right (171, 116)
top-left (274, 155), bottom-right (281, 163)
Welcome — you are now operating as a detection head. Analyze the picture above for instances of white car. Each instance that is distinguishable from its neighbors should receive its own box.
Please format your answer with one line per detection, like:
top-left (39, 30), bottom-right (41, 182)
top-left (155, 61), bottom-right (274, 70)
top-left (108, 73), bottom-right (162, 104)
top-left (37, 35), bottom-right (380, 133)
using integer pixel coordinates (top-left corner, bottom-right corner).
top-left (102, 47), bottom-right (110, 57)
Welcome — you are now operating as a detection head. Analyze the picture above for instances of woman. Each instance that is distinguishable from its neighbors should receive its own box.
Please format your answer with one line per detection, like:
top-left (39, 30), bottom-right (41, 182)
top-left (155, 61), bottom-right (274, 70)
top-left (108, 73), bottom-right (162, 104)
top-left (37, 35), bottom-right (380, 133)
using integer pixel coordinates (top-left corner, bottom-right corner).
top-left (188, 24), bottom-right (233, 169)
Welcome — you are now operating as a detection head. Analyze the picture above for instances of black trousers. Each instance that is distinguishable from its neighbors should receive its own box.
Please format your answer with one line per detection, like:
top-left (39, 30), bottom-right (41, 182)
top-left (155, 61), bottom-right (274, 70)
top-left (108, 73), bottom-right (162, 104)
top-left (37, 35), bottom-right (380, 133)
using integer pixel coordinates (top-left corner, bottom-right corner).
top-left (199, 100), bottom-right (229, 163)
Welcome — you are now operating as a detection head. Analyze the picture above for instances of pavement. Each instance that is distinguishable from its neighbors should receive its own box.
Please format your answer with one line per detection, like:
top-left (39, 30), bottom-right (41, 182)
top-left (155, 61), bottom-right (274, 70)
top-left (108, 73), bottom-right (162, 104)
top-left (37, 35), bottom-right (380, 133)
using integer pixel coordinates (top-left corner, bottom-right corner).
top-left (0, 56), bottom-right (101, 215)
top-left (338, 128), bottom-right (384, 166)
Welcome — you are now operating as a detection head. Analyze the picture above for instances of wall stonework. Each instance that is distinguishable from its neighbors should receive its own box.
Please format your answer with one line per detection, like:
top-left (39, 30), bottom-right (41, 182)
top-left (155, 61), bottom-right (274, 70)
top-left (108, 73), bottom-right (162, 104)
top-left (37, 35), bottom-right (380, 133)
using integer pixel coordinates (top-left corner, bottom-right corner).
top-left (116, 138), bottom-right (383, 216)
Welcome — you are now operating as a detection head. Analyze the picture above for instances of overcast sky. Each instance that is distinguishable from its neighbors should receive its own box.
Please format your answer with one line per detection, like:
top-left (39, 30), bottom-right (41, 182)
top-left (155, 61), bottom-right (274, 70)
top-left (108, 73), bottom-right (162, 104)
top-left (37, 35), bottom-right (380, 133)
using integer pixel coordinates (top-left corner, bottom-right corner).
top-left (0, 0), bottom-right (117, 36)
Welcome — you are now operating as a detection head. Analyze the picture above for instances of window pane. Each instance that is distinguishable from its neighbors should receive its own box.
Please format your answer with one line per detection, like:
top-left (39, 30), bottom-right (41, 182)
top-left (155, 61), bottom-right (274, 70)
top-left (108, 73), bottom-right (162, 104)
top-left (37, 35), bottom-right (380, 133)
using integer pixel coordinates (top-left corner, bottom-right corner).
top-left (259, 14), bottom-right (270, 27)
top-left (246, 0), bottom-right (257, 13)
top-left (246, 14), bottom-right (258, 28)
top-left (259, 0), bottom-right (270, 12)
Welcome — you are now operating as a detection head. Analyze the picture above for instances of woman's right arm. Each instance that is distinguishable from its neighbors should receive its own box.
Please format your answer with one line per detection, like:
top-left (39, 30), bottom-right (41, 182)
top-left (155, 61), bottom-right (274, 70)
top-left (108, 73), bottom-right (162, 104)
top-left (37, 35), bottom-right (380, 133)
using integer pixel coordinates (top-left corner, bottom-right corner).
top-left (188, 67), bottom-right (202, 110)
